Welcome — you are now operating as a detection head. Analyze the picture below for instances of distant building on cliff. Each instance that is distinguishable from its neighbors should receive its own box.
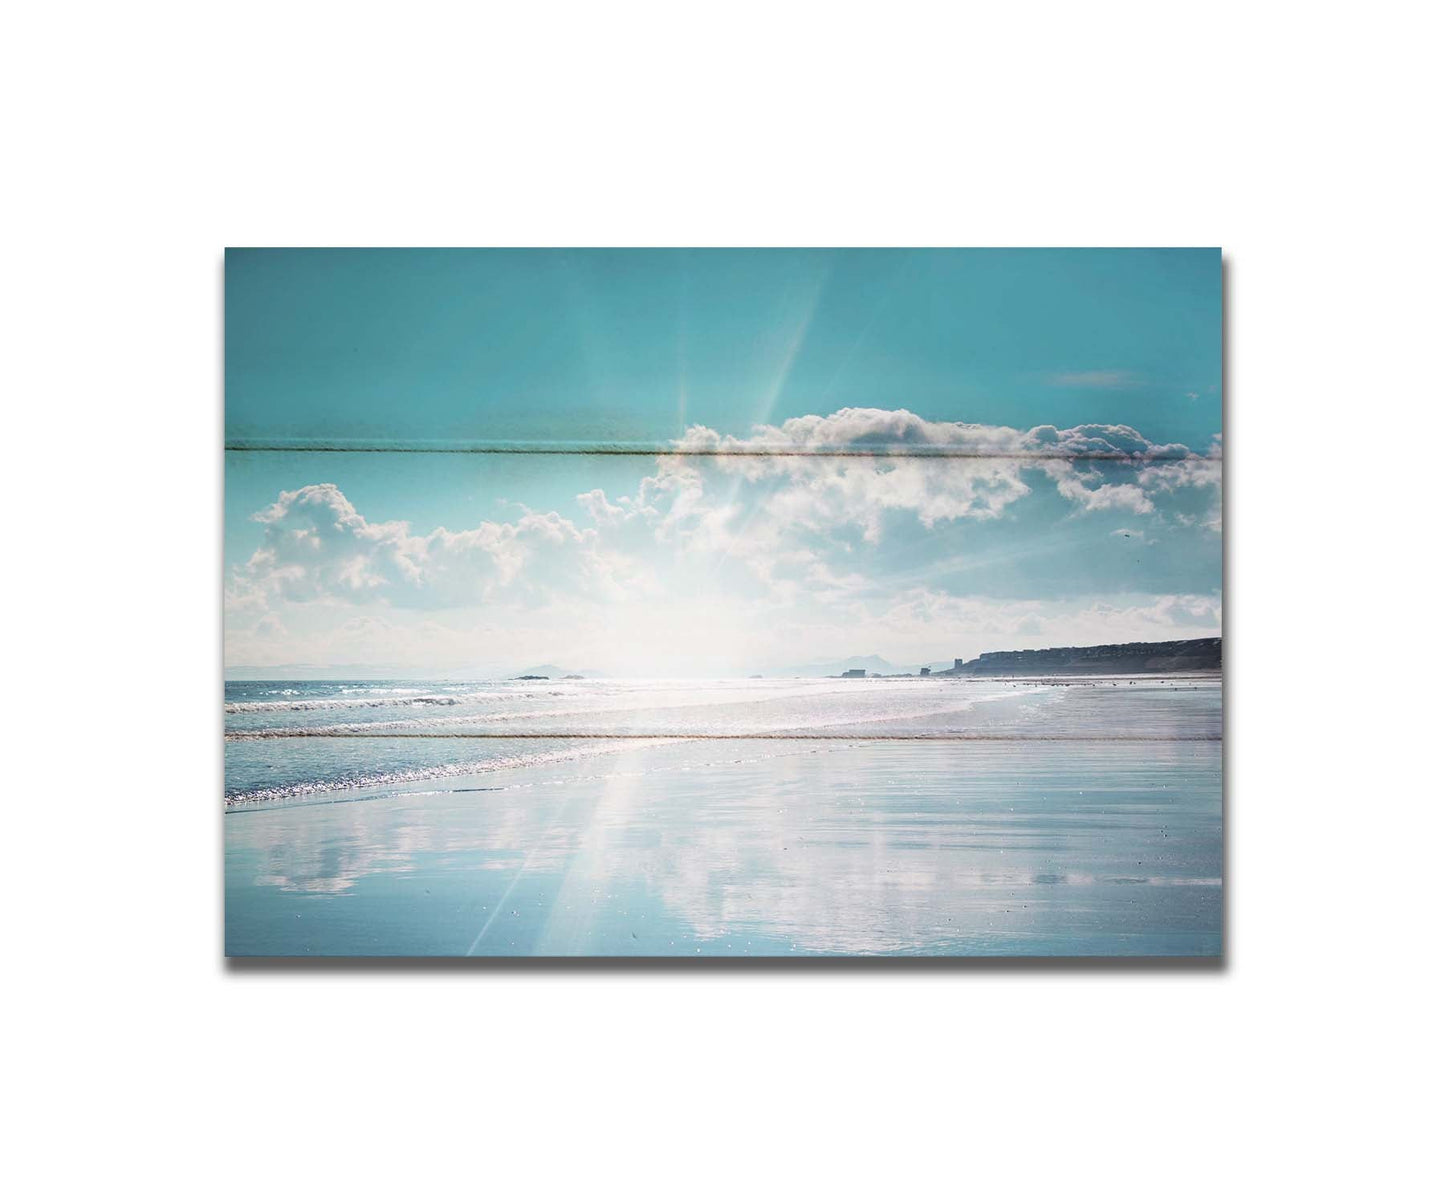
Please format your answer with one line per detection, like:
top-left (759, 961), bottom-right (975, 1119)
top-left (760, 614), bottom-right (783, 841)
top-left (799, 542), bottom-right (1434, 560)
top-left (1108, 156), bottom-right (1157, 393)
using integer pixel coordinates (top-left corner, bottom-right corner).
top-left (841, 668), bottom-right (866, 678)
top-left (919, 666), bottom-right (930, 676)
top-left (953, 658), bottom-right (964, 671)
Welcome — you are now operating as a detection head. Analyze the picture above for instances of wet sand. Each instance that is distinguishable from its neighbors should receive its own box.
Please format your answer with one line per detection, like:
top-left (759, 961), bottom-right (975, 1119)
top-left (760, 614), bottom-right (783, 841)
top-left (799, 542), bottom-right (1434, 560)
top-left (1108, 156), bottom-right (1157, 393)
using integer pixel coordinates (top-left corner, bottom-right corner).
top-left (225, 720), bottom-right (1221, 957)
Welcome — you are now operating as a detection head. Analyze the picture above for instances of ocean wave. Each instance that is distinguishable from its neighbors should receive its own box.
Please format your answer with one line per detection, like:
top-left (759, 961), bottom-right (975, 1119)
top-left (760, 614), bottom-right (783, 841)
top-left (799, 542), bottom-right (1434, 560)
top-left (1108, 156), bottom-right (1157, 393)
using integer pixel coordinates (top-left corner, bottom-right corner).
top-left (224, 683), bottom-right (1055, 737)
top-left (224, 738), bottom-right (681, 809)
top-left (223, 733), bottom-right (871, 814)
top-left (225, 692), bottom-right (519, 713)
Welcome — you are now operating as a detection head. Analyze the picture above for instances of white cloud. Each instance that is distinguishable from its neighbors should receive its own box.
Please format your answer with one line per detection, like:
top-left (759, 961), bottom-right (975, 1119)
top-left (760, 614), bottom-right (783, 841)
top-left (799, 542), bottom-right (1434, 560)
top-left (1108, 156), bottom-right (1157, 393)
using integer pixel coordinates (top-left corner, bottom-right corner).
top-left (576, 488), bottom-right (624, 525)
top-left (253, 614), bottom-right (286, 638)
top-left (1047, 370), bottom-right (1144, 388)
top-left (1041, 460), bottom-right (1154, 514)
top-left (225, 410), bottom-right (1222, 671)
top-left (675, 408), bottom-right (1034, 454)
top-left (665, 408), bottom-right (1214, 526)
top-left (1136, 438), bottom-right (1223, 530)
top-left (238, 482), bottom-right (645, 610)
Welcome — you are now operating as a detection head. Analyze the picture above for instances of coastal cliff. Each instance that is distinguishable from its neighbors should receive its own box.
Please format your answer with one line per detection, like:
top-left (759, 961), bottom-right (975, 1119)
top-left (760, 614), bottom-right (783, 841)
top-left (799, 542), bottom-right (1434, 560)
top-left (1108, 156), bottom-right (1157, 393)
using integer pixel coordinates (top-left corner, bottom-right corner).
top-left (939, 636), bottom-right (1221, 676)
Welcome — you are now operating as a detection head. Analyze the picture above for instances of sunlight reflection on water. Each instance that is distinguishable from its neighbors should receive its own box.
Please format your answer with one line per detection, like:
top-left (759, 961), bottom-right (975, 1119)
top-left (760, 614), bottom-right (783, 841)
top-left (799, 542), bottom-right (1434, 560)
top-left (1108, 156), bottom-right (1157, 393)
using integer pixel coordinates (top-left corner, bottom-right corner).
top-left (226, 687), bottom-right (1221, 957)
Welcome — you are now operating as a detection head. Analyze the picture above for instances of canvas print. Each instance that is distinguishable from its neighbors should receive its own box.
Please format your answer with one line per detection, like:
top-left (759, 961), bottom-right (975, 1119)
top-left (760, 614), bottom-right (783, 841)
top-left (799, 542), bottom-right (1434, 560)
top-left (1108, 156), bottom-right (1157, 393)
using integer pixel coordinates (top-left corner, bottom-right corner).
top-left (225, 248), bottom-right (1222, 957)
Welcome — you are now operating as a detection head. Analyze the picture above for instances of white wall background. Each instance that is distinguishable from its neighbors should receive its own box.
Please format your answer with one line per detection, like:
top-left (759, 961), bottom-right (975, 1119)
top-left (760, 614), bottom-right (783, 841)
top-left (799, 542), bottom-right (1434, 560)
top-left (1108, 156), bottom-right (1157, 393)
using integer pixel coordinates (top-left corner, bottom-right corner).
top-left (5, 3), bottom-right (1438, 1200)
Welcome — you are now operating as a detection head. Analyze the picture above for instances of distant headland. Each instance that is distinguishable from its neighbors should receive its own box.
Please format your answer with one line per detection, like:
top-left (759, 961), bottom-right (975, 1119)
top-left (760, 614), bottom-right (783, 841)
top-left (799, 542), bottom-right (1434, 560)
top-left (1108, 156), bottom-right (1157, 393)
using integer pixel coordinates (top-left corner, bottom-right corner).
top-left (839, 636), bottom-right (1221, 678)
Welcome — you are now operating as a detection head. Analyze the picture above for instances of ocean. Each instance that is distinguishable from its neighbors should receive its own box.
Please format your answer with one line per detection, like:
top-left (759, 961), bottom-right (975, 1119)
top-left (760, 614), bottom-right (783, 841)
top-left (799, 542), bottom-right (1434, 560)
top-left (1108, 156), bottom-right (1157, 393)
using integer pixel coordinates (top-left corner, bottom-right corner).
top-left (224, 675), bottom-right (1222, 956)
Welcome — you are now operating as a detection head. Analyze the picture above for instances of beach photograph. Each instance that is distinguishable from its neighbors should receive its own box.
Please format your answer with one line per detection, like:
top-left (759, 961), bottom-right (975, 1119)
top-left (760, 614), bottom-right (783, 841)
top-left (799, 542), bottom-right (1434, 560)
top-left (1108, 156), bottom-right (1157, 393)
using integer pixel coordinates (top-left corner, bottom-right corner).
top-left (225, 248), bottom-right (1223, 957)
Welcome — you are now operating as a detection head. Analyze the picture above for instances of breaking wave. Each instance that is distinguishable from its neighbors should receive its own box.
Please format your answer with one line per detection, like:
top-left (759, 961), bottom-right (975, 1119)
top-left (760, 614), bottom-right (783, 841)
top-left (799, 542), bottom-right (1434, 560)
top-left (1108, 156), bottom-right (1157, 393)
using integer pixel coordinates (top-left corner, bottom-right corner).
top-left (224, 737), bottom-right (680, 809)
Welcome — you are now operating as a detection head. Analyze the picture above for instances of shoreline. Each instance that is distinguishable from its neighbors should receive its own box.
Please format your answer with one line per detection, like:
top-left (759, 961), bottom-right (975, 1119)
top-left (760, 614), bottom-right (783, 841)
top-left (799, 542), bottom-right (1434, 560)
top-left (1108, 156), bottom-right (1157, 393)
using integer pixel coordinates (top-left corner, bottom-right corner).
top-left (224, 677), bottom-right (1221, 809)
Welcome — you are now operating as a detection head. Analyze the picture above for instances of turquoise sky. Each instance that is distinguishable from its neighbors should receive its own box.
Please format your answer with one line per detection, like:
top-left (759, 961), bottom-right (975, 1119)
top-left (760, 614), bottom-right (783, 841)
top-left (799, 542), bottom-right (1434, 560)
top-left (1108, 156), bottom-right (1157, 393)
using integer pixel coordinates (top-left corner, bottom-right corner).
top-left (224, 249), bottom-right (1221, 674)
top-left (227, 248), bottom-right (1221, 451)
